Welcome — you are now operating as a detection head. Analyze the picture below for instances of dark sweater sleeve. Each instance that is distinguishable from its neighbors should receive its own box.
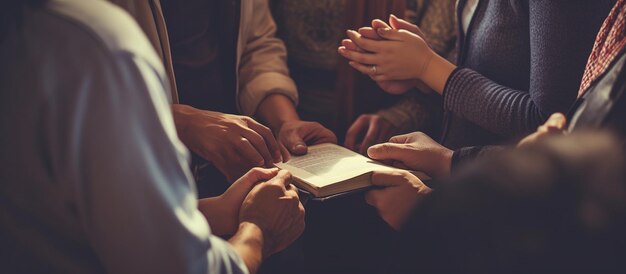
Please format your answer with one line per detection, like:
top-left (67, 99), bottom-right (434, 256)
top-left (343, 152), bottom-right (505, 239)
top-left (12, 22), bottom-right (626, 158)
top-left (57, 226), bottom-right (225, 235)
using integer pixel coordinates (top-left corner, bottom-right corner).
top-left (443, 0), bottom-right (612, 137)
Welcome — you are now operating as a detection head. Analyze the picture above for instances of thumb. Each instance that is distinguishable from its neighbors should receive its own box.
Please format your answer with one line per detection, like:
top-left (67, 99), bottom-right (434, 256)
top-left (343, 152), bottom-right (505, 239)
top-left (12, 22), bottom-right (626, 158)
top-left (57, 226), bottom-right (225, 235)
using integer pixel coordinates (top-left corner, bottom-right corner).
top-left (227, 168), bottom-right (280, 197)
top-left (283, 131), bottom-right (307, 156)
top-left (370, 170), bottom-right (412, 187)
top-left (267, 170), bottom-right (293, 189)
top-left (546, 113), bottom-right (567, 130)
top-left (376, 27), bottom-right (405, 41)
top-left (367, 143), bottom-right (410, 163)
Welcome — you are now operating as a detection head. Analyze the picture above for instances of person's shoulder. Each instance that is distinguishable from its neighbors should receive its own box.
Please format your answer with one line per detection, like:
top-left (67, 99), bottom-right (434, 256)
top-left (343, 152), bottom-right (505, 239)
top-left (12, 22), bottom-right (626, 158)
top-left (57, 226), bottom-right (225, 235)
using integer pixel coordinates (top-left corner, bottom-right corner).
top-left (43, 0), bottom-right (161, 69)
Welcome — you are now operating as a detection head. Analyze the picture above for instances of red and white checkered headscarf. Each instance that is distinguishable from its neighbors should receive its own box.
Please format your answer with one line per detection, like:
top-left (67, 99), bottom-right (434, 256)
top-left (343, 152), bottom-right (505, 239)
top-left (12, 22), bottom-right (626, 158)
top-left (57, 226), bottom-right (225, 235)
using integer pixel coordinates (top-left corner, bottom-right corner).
top-left (578, 0), bottom-right (626, 97)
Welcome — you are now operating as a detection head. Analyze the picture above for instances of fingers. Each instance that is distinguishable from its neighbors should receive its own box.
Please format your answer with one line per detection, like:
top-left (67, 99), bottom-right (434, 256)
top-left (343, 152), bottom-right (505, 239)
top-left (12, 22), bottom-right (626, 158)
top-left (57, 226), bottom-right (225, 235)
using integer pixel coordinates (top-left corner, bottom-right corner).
top-left (371, 19), bottom-right (391, 30)
top-left (233, 137), bottom-right (266, 167)
top-left (371, 170), bottom-right (415, 187)
top-left (238, 167), bottom-right (280, 186)
top-left (345, 115), bottom-right (370, 151)
top-left (545, 113), bottom-right (567, 130)
top-left (365, 189), bottom-right (383, 207)
top-left (389, 14), bottom-right (424, 37)
top-left (358, 27), bottom-right (382, 40)
top-left (346, 30), bottom-right (384, 53)
top-left (237, 128), bottom-right (275, 167)
top-left (283, 183), bottom-right (299, 200)
top-left (228, 167), bottom-right (280, 198)
top-left (389, 132), bottom-right (419, 143)
top-left (267, 170), bottom-right (293, 190)
top-left (367, 142), bottom-right (407, 162)
top-left (283, 129), bottom-right (308, 156)
top-left (307, 125), bottom-right (338, 145)
top-left (360, 118), bottom-right (381, 155)
top-left (348, 61), bottom-right (378, 76)
top-left (338, 45), bottom-right (377, 65)
top-left (391, 161), bottom-right (412, 170)
top-left (283, 122), bottom-right (337, 154)
top-left (245, 118), bottom-right (282, 163)
top-left (342, 39), bottom-right (365, 52)
top-left (376, 28), bottom-right (409, 42)
top-left (279, 142), bottom-right (291, 162)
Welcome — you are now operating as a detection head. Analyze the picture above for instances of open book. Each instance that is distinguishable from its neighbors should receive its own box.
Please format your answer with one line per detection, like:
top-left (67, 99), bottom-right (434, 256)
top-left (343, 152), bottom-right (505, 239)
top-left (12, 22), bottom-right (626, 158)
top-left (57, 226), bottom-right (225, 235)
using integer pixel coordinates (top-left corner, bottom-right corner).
top-left (275, 143), bottom-right (428, 199)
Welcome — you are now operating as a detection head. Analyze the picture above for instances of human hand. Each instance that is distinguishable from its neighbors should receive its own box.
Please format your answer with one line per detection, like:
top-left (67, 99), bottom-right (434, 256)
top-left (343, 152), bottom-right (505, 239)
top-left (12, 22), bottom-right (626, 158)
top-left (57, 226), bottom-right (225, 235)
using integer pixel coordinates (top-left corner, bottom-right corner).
top-left (344, 114), bottom-right (401, 155)
top-left (367, 132), bottom-right (453, 178)
top-left (239, 170), bottom-right (305, 257)
top-left (172, 104), bottom-right (281, 182)
top-left (339, 25), bottom-right (434, 83)
top-left (518, 113), bottom-right (567, 148)
top-left (340, 16), bottom-right (425, 95)
top-left (277, 120), bottom-right (337, 156)
top-left (200, 168), bottom-right (280, 236)
top-left (365, 170), bottom-right (432, 230)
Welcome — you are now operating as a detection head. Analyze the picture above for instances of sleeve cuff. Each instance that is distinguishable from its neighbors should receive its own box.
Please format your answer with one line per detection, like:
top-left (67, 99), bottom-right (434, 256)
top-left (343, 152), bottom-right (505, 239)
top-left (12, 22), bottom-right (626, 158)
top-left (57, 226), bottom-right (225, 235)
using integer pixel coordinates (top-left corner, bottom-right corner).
top-left (442, 67), bottom-right (483, 113)
top-left (238, 72), bottom-right (299, 116)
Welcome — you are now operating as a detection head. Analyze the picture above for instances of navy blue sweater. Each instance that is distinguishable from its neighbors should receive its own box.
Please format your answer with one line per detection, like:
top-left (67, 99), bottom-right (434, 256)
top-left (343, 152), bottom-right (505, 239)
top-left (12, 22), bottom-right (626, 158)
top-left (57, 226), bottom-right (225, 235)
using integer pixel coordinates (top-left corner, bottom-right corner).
top-left (441, 0), bottom-right (615, 149)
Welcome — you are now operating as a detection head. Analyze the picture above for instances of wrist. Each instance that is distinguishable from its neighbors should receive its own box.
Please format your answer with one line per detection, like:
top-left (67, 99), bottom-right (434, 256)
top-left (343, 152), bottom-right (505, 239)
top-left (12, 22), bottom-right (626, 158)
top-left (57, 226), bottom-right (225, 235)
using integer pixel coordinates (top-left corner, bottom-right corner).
top-left (237, 221), bottom-right (271, 259)
top-left (419, 51), bottom-right (456, 95)
top-left (414, 49), bottom-right (434, 80)
top-left (171, 104), bottom-right (193, 140)
top-left (257, 94), bottom-right (299, 132)
top-left (228, 221), bottom-right (267, 274)
top-left (437, 148), bottom-right (454, 178)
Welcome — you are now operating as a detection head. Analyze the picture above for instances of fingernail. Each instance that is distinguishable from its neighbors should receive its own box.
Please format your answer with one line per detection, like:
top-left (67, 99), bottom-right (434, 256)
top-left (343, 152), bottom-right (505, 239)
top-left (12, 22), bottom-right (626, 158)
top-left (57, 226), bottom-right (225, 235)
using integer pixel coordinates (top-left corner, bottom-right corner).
top-left (294, 143), bottom-right (306, 151)
top-left (274, 151), bottom-right (283, 163)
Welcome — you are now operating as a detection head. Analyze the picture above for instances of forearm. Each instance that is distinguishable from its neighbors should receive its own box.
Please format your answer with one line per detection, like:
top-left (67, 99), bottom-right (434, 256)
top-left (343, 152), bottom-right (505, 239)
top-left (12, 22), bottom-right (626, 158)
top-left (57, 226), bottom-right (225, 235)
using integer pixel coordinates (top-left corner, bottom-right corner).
top-left (197, 197), bottom-right (238, 237)
top-left (443, 68), bottom-right (547, 136)
top-left (256, 93), bottom-right (300, 132)
top-left (171, 104), bottom-right (198, 150)
top-left (228, 222), bottom-right (267, 274)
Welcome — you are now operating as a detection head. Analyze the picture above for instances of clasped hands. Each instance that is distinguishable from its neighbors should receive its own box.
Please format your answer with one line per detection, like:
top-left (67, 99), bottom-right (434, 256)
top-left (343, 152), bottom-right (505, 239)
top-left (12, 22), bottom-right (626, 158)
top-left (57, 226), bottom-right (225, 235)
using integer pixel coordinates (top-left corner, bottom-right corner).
top-left (338, 14), bottom-right (435, 95)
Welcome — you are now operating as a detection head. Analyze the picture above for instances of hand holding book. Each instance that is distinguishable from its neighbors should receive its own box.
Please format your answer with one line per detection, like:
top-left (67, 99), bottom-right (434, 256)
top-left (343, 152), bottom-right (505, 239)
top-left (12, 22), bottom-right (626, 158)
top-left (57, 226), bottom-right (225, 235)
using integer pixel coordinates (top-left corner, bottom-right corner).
top-left (367, 132), bottom-right (453, 179)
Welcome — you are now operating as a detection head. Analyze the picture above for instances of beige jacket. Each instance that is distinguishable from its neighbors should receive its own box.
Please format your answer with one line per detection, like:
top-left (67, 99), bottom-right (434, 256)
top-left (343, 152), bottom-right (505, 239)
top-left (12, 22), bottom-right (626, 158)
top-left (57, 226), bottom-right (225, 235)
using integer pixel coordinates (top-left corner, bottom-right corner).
top-left (110, 0), bottom-right (298, 115)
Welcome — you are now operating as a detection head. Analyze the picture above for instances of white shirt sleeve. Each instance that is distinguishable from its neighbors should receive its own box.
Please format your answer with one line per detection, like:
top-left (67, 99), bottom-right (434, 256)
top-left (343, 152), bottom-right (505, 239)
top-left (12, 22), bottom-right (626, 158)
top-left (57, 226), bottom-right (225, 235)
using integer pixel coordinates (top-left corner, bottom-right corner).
top-left (66, 48), bottom-right (248, 274)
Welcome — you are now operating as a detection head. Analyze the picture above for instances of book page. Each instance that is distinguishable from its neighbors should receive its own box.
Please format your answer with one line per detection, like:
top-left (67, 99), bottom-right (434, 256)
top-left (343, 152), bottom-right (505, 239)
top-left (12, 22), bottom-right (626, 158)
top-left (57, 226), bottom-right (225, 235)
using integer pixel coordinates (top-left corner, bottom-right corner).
top-left (275, 144), bottom-right (394, 187)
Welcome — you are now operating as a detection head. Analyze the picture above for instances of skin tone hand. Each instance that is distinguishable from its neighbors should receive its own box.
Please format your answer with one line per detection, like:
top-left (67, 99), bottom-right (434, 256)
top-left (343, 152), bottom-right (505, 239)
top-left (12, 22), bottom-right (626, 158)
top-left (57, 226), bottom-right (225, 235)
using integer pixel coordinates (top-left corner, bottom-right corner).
top-left (344, 114), bottom-right (401, 155)
top-left (341, 17), bottom-right (420, 94)
top-left (518, 113), bottom-right (567, 147)
top-left (367, 132), bottom-right (453, 179)
top-left (197, 168), bottom-right (280, 237)
top-left (225, 170), bottom-right (305, 274)
top-left (365, 170), bottom-right (432, 230)
top-left (257, 94), bottom-right (337, 157)
top-left (172, 104), bottom-right (281, 182)
top-left (338, 15), bottom-right (456, 94)
top-left (231, 170), bottom-right (305, 273)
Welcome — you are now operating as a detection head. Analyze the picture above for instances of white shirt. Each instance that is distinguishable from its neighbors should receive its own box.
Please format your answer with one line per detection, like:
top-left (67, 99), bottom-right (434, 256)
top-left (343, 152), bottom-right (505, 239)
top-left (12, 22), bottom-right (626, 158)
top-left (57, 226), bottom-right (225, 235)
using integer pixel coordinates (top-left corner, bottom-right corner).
top-left (461, 0), bottom-right (480, 35)
top-left (0, 0), bottom-right (247, 273)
